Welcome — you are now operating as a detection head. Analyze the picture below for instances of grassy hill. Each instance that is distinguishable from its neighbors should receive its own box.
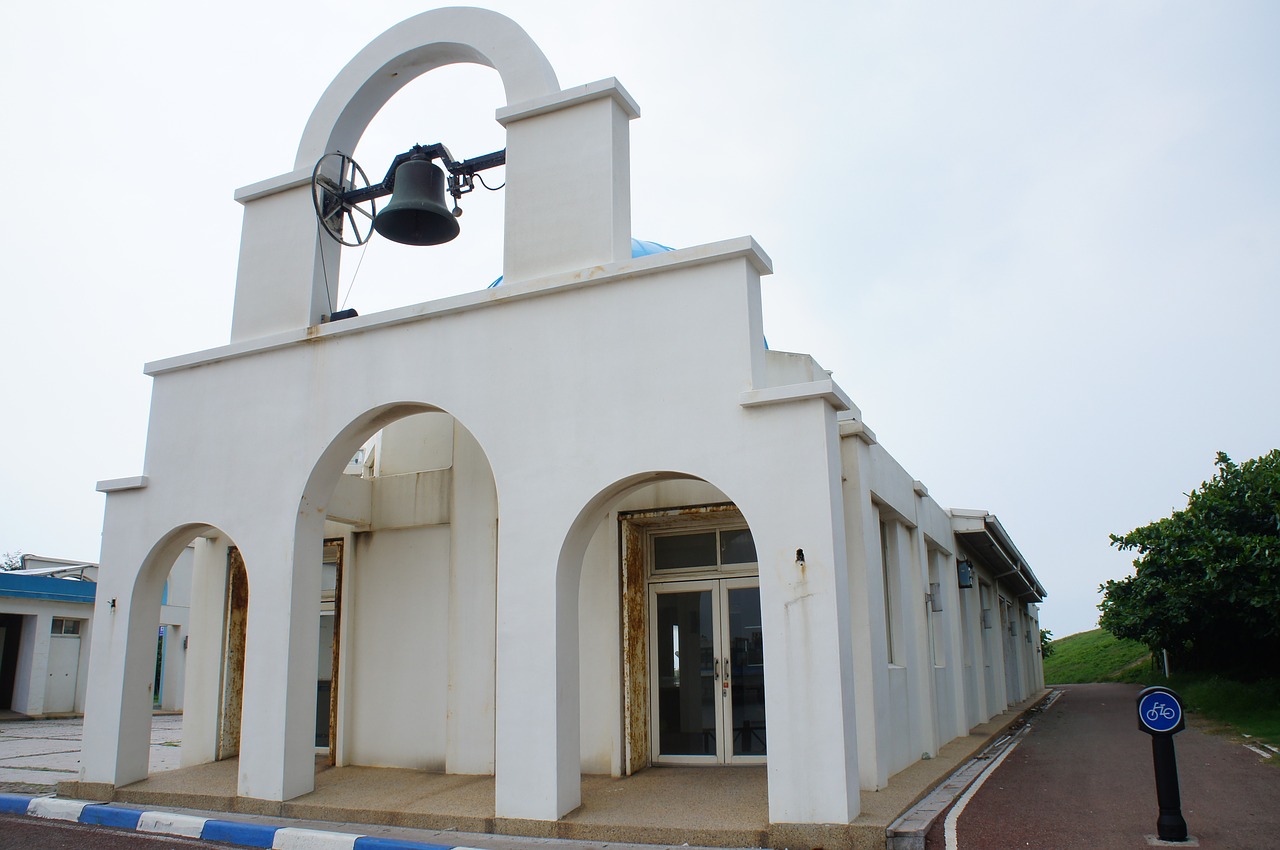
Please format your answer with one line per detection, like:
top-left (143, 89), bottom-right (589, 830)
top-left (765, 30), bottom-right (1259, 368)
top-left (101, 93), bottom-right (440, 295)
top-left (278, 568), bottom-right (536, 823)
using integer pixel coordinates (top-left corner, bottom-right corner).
top-left (1043, 628), bottom-right (1153, 684)
top-left (1044, 629), bottom-right (1280, 753)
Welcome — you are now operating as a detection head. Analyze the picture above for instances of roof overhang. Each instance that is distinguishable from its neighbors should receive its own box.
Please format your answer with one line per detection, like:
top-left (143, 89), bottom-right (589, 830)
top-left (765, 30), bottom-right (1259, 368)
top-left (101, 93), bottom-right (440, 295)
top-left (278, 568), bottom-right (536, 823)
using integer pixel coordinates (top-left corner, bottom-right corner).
top-left (950, 509), bottom-right (1046, 603)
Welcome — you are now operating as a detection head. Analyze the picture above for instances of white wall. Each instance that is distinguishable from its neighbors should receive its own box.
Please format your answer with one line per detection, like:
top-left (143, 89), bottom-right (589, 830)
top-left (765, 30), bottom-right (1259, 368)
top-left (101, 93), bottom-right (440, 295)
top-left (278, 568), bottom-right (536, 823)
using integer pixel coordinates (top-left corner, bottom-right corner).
top-left (345, 525), bottom-right (451, 769)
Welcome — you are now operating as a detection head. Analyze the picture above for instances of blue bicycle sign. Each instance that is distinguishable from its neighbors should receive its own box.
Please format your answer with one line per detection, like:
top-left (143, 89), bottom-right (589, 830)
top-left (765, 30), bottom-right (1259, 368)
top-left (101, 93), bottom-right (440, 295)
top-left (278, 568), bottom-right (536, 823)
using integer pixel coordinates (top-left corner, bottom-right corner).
top-left (1137, 687), bottom-right (1185, 735)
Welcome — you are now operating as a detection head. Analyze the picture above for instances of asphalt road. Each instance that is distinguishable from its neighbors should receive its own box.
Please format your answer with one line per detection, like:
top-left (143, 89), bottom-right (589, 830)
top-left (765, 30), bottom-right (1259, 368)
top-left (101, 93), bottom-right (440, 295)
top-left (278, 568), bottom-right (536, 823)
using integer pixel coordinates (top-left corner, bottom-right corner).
top-left (0, 813), bottom-right (237, 849)
top-left (926, 683), bottom-right (1280, 849)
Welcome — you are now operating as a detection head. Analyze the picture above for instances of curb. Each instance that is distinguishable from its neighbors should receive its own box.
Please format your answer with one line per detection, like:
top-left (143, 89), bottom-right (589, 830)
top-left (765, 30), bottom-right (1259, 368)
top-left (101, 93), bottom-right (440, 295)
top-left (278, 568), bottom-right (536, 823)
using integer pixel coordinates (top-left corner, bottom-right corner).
top-left (0, 793), bottom-right (460, 850)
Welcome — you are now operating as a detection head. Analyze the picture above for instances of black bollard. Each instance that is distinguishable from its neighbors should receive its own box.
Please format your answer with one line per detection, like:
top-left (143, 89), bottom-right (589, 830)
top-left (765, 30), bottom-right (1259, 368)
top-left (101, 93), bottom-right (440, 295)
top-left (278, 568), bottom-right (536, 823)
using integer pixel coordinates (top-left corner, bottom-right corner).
top-left (1137, 686), bottom-right (1189, 843)
top-left (1151, 733), bottom-right (1188, 841)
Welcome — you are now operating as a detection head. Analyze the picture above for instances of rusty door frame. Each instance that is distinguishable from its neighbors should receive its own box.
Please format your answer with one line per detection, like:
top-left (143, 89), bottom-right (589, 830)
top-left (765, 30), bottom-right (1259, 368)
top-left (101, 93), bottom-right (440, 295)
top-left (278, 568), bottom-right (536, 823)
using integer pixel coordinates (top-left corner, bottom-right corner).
top-left (216, 546), bottom-right (249, 761)
top-left (617, 502), bottom-right (750, 775)
top-left (322, 537), bottom-right (344, 765)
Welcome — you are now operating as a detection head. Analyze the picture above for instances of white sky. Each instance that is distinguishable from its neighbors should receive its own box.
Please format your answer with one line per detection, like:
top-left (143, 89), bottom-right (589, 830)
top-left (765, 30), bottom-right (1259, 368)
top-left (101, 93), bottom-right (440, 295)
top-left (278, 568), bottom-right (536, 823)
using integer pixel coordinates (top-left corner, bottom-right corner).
top-left (1, 2), bottom-right (1276, 638)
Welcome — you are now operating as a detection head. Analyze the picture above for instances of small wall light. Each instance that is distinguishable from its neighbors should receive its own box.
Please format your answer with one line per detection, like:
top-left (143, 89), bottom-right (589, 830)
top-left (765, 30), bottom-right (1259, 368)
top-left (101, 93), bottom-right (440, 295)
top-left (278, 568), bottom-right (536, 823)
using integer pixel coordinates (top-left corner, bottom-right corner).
top-left (109, 597), bottom-right (117, 610)
top-left (795, 549), bottom-right (805, 567)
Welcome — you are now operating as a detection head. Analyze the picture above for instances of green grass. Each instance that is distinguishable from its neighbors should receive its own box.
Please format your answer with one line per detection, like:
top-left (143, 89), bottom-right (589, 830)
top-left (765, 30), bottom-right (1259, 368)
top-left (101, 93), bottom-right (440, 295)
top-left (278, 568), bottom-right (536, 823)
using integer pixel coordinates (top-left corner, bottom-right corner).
top-left (1043, 628), bottom-right (1152, 685)
top-left (1166, 675), bottom-right (1280, 750)
top-left (1043, 629), bottom-right (1280, 753)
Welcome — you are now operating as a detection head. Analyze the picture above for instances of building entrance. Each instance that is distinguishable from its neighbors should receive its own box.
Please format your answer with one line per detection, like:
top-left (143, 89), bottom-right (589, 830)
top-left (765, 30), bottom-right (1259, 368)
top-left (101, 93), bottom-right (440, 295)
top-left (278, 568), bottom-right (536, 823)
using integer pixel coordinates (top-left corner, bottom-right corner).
top-left (649, 578), bottom-right (765, 764)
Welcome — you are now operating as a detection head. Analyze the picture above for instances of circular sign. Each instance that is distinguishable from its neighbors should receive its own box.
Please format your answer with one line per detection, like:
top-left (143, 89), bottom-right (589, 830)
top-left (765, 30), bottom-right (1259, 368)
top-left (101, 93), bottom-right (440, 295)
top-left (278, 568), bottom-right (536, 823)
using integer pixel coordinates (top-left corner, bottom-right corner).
top-left (1137, 687), bottom-right (1184, 735)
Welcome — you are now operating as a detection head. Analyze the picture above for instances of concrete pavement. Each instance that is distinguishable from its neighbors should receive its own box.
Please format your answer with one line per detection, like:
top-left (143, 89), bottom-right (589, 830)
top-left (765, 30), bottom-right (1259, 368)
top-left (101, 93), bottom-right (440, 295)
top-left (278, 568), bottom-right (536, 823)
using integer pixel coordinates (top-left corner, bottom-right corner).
top-left (4, 696), bottom-right (1048, 850)
top-left (0, 714), bottom-right (181, 794)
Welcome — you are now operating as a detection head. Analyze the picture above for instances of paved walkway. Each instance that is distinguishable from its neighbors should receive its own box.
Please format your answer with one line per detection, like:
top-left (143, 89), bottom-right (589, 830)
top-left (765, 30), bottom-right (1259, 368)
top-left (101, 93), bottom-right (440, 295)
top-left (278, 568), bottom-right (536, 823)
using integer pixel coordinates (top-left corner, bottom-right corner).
top-left (0, 715), bottom-right (181, 793)
top-left (925, 683), bottom-right (1280, 849)
top-left (3, 697), bottom-right (1047, 850)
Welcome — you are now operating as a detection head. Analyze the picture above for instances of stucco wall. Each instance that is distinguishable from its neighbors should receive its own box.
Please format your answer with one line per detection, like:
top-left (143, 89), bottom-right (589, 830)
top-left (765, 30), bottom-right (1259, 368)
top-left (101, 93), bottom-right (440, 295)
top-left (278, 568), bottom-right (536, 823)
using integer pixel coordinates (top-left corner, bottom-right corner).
top-left (345, 525), bottom-right (451, 768)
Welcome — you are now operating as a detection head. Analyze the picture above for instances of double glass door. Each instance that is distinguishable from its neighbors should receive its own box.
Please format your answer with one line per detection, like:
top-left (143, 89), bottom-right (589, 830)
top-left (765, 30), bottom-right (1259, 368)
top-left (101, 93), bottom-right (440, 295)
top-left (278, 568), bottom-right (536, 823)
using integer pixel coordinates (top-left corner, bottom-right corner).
top-left (650, 578), bottom-right (766, 764)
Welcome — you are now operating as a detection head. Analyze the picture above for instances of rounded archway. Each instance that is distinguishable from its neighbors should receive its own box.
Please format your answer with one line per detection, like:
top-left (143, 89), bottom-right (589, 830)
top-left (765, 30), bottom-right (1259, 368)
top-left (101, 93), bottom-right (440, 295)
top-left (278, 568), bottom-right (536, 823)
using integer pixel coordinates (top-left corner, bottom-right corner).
top-left (88, 521), bottom-right (254, 789)
top-left (295, 7), bottom-right (558, 170)
top-left (558, 472), bottom-right (768, 779)
top-left (295, 401), bottom-right (500, 774)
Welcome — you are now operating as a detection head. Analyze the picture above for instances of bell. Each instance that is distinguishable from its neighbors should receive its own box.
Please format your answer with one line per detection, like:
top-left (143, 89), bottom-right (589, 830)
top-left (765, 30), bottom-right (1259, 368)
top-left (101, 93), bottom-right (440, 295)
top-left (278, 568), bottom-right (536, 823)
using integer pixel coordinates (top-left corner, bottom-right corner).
top-left (373, 160), bottom-right (460, 246)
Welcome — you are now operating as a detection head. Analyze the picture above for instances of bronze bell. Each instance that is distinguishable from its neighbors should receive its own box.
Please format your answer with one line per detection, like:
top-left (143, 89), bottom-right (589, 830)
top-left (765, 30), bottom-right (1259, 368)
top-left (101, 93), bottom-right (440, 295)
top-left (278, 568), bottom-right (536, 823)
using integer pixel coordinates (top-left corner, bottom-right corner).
top-left (373, 160), bottom-right (461, 246)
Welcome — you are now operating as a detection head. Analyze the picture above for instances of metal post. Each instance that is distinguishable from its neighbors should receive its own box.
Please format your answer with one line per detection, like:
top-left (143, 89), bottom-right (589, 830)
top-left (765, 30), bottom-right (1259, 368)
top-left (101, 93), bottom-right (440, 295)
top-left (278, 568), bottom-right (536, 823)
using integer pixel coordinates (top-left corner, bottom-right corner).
top-left (1138, 685), bottom-right (1190, 843)
top-left (1151, 730), bottom-right (1188, 841)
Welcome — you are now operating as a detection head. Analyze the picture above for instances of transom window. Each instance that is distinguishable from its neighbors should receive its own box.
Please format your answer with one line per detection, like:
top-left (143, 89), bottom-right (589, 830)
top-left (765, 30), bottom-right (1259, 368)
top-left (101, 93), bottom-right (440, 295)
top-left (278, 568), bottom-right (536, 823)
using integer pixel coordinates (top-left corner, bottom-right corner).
top-left (652, 527), bottom-right (757, 574)
top-left (51, 618), bottom-right (82, 635)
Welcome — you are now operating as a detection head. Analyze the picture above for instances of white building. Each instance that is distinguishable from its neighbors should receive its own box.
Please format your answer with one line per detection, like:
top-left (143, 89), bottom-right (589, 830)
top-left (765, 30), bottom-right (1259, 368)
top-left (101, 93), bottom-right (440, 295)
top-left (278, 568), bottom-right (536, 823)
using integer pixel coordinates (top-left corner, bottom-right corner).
top-left (77, 6), bottom-right (1045, 838)
top-left (0, 553), bottom-right (191, 717)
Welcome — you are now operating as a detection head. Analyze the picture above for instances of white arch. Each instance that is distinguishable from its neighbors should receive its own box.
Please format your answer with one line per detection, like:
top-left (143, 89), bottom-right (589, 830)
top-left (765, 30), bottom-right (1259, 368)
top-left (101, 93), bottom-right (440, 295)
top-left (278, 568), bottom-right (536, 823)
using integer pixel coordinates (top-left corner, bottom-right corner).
top-left (295, 7), bottom-right (559, 170)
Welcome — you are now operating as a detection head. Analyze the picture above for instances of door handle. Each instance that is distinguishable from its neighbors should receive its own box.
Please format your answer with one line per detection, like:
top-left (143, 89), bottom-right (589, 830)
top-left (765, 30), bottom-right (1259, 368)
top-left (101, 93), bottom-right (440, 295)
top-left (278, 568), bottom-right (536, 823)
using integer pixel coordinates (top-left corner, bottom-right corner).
top-left (714, 658), bottom-right (720, 681)
top-left (722, 656), bottom-right (731, 689)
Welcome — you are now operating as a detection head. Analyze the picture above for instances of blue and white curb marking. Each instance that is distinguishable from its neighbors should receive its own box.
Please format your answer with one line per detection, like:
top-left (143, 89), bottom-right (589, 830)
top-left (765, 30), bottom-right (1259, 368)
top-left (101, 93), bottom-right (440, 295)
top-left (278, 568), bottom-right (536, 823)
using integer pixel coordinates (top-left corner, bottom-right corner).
top-left (0, 793), bottom-right (476, 850)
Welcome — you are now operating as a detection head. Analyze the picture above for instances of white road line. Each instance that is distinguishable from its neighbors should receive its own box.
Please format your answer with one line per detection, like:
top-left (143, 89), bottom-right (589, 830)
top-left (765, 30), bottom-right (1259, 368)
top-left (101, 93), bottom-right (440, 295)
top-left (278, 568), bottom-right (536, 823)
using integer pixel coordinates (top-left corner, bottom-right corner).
top-left (1243, 744), bottom-right (1273, 759)
top-left (944, 727), bottom-right (1027, 850)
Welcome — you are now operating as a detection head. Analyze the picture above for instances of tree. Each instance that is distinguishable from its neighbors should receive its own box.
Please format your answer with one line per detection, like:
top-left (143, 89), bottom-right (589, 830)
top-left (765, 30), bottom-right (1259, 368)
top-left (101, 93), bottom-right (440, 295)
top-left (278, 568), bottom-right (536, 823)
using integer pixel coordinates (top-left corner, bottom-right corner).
top-left (1100, 450), bottom-right (1280, 676)
top-left (1040, 628), bottom-right (1055, 659)
top-left (1, 550), bottom-right (22, 571)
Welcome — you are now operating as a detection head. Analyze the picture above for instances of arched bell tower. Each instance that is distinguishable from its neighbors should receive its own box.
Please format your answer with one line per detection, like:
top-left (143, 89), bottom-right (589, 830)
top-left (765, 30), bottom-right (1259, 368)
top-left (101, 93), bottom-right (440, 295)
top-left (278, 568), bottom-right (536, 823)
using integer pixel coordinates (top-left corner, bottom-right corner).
top-left (227, 6), bottom-right (639, 342)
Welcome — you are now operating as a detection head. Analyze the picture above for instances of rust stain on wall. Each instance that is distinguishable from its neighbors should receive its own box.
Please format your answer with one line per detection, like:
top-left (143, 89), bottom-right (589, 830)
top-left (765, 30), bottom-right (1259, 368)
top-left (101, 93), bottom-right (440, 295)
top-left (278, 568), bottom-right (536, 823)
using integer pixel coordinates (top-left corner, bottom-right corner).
top-left (620, 520), bottom-right (649, 775)
top-left (217, 546), bottom-right (248, 761)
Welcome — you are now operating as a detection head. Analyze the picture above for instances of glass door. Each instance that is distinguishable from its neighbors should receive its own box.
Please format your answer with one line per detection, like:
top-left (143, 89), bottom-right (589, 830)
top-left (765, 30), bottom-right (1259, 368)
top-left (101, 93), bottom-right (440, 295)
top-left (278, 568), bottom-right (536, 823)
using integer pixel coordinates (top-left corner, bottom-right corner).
top-left (723, 577), bottom-right (766, 761)
top-left (650, 579), bottom-right (766, 764)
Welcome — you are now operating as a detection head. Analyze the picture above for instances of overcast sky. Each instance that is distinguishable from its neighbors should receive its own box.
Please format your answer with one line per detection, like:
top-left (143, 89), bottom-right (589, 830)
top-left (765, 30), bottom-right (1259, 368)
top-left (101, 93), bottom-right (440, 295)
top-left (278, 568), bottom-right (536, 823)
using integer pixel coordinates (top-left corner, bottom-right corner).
top-left (2, 2), bottom-right (1276, 638)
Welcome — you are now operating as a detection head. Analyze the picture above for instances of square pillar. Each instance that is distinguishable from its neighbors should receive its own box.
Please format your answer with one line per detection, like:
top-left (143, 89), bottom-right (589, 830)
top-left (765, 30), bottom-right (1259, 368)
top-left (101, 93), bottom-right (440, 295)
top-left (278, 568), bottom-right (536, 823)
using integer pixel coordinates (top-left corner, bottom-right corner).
top-left (497, 79), bottom-right (638, 284)
top-left (740, 401), bottom-right (860, 825)
top-left (838, 431), bottom-right (893, 790)
top-left (229, 173), bottom-right (340, 342)
top-left (79, 501), bottom-right (168, 788)
top-left (235, 529), bottom-right (323, 802)
top-left (493, 501), bottom-right (580, 822)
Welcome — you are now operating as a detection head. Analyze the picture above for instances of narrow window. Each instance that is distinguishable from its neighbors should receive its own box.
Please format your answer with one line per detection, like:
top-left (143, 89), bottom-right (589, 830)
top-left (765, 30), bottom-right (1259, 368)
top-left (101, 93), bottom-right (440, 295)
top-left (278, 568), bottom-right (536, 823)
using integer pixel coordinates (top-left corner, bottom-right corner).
top-left (880, 520), bottom-right (896, 664)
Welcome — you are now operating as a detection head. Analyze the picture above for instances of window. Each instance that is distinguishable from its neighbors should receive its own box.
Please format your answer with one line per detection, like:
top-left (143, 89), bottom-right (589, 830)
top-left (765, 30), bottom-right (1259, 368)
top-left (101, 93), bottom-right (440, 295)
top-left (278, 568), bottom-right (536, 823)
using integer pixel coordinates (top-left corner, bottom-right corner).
top-left (880, 520), bottom-right (896, 664)
top-left (652, 528), bottom-right (756, 574)
top-left (51, 618), bottom-right (81, 635)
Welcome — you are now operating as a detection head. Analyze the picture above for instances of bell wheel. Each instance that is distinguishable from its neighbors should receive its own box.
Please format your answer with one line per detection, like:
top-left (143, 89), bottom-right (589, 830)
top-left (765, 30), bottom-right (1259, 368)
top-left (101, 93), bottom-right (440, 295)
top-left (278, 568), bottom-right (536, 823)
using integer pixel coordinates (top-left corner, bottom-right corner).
top-left (312, 153), bottom-right (377, 247)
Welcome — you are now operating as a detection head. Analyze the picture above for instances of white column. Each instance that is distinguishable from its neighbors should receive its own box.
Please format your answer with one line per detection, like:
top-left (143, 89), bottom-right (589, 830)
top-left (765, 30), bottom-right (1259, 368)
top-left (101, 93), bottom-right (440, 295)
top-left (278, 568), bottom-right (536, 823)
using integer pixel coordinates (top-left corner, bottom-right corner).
top-left (236, 525), bottom-right (322, 802)
top-left (230, 179), bottom-right (338, 341)
top-left (936, 549), bottom-right (969, 742)
top-left (80, 501), bottom-right (166, 787)
top-left (839, 433), bottom-right (893, 790)
top-left (446, 423), bottom-right (498, 775)
top-left (898, 524), bottom-right (937, 759)
top-left (180, 536), bottom-right (230, 767)
top-left (12, 612), bottom-right (51, 716)
top-left (493, 493), bottom-right (580, 821)
top-left (498, 80), bottom-right (637, 284)
top-left (746, 404), bottom-right (860, 824)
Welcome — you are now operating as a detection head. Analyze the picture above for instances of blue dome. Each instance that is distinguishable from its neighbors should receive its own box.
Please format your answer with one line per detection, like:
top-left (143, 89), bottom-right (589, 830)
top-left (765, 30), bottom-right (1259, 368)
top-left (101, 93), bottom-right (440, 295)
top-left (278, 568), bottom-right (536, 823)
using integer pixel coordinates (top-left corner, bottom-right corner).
top-left (629, 238), bottom-right (675, 258)
top-left (488, 238), bottom-right (675, 288)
